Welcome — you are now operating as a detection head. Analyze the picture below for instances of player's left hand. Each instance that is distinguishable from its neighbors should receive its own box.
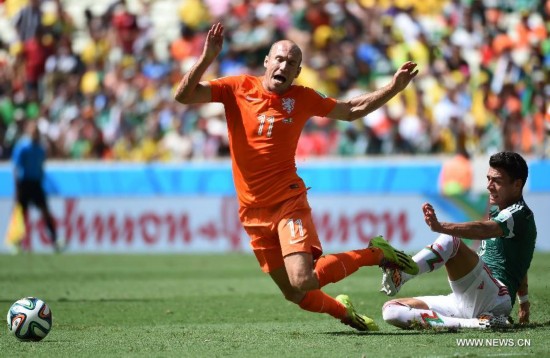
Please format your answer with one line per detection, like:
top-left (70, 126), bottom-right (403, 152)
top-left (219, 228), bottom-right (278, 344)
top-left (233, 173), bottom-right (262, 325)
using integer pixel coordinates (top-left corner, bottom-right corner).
top-left (518, 301), bottom-right (530, 324)
top-left (392, 61), bottom-right (418, 92)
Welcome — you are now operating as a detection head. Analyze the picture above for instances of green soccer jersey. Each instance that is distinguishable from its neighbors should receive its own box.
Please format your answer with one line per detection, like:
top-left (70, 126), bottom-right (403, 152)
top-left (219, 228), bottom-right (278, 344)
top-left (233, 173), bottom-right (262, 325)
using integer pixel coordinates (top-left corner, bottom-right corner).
top-left (478, 198), bottom-right (537, 305)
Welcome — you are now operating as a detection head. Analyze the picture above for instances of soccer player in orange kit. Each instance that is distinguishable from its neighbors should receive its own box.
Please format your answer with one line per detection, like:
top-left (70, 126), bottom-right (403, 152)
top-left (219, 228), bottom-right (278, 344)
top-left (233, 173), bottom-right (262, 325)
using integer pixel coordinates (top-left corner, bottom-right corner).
top-left (175, 23), bottom-right (419, 331)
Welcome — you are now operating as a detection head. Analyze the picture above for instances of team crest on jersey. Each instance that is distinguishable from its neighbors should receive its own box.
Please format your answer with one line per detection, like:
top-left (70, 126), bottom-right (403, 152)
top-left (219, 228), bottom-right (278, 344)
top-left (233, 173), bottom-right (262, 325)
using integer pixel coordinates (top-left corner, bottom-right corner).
top-left (282, 98), bottom-right (295, 114)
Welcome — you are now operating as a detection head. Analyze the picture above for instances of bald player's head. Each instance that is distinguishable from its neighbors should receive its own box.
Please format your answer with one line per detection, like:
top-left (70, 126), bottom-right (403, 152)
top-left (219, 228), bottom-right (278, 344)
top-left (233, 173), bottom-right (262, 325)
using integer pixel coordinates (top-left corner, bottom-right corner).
top-left (262, 40), bottom-right (303, 94)
top-left (267, 40), bottom-right (302, 65)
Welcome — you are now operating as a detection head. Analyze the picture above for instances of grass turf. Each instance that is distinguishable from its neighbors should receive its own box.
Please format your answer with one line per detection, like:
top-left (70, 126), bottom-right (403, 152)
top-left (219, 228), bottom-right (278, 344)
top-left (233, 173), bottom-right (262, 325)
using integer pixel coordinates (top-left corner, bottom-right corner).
top-left (1, 253), bottom-right (549, 357)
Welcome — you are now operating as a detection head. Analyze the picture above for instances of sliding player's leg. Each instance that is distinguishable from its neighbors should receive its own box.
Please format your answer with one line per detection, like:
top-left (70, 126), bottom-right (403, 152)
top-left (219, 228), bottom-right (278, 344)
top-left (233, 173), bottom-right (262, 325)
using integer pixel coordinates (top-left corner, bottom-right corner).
top-left (382, 258), bottom-right (512, 329)
top-left (382, 297), bottom-right (510, 330)
top-left (381, 234), bottom-right (478, 296)
top-left (382, 296), bottom-right (487, 329)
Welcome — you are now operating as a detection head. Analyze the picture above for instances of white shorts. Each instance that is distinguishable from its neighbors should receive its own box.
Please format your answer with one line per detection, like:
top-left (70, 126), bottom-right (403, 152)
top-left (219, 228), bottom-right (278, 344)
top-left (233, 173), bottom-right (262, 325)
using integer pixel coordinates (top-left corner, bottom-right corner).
top-left (415, 258), bottom-right (512, 318)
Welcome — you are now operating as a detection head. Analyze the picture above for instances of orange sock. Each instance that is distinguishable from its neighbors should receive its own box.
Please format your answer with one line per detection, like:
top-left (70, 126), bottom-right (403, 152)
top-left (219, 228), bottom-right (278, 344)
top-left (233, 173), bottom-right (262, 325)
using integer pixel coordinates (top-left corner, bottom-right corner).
top-left (298, 290), bottom-right (347, 319)
top-left (314, 248), bottom-right (383, 288)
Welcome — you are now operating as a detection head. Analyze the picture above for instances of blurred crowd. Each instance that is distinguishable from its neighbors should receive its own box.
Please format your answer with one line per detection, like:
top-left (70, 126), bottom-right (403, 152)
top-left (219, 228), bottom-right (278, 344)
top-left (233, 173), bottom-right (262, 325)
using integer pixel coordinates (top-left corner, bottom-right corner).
top-left (0, 0), bottom-right (549, 162)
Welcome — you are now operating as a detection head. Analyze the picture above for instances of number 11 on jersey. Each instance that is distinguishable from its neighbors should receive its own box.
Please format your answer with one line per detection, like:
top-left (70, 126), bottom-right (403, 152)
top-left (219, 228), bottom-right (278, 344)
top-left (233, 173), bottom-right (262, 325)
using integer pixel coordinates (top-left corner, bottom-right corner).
top-left (257, 114), bottom-right (275, 137)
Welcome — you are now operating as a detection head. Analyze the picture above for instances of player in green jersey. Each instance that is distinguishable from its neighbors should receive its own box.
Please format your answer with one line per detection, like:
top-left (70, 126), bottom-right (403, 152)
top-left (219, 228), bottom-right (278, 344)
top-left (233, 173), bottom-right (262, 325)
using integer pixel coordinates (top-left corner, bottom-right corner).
top-left (379, 151), bottom-right (536, 329)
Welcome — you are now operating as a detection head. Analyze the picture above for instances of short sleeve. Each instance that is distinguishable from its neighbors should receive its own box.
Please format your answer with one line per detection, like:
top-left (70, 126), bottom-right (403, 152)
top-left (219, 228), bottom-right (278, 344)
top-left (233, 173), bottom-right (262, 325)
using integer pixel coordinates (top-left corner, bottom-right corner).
top-left (491, 208), bottom-right (515, 239)
top-left (209, 76), bottom-right (241, 103)
top-left (302, 87), bottom-right (337, 117)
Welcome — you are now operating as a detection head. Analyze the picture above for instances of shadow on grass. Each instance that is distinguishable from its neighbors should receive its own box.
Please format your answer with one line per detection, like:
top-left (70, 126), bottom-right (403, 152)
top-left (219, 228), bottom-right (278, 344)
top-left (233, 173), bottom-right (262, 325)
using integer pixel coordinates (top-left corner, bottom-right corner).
top-left (325, 329), bottom-right (458, 336)
top-left (324, 320), bottom-right (550, 336)
top-left (508, 321), bottom-right (550, 330)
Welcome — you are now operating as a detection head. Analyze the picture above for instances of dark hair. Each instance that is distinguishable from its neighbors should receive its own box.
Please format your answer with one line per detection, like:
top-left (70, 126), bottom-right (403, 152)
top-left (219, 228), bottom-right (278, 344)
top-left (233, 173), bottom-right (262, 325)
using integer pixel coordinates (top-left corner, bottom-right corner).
top-left (489, 151), bottom-right (528, 188)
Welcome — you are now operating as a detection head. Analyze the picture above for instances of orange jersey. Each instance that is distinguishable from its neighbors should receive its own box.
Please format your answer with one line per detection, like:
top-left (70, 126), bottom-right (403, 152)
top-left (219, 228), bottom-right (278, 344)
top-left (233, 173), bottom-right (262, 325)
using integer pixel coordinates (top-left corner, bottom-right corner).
top-left (209, 75), bottom-right (337, 208)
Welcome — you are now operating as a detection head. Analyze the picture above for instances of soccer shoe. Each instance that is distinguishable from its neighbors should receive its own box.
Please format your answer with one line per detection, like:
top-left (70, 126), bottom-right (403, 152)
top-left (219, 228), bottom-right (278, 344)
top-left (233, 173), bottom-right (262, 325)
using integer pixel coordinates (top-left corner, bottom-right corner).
top-left (369, 236), bottom-right (419, 275)
top-left (335, 294), bottom-right (379, 332)
top-left (478, 313), bottom-right (511, 329)
top-left (8, 242), bottom-right (23, 255)
top-left (53, 237), bottom-right (67, 253)
top-left (379, 267), bottom-right (403, 297)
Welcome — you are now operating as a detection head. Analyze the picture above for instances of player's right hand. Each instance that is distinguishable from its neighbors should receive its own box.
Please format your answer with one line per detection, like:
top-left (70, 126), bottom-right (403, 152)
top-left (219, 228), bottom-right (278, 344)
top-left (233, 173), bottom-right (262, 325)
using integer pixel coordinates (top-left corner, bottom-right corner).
top-left (518, 301), bottom-right (530, 324)
top-left (422, 202), bottom-right (440, 231)
top-left (203, 23), bottom-right (224, 62)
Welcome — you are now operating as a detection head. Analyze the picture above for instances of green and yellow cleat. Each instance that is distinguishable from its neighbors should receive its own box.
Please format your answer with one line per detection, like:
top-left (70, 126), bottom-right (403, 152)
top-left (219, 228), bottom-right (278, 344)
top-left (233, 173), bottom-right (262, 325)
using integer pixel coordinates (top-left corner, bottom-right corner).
top-left (335, 294), bottom-right (379, 332)
top-left (369, 236), bottom-right (419, 275)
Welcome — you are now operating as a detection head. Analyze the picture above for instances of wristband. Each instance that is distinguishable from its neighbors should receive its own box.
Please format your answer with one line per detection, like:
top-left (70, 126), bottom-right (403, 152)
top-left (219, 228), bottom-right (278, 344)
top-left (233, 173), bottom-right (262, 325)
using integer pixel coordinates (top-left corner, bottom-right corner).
top-left (518, 294), bottom-right (529, 304)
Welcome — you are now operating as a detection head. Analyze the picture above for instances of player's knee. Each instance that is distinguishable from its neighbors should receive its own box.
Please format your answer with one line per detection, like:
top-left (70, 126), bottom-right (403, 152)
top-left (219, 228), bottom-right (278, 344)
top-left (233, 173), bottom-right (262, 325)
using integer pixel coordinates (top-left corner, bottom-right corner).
top-left (281, 290), bottom-right (303, 304)
top-left (382, 301), bottom-right (412, 329)
top-left (381, 300), bottom-right (399, 321)
top-left (288, 272), bottom-right (317, 292)
top-left (276, 276), bottom-right (312, 304)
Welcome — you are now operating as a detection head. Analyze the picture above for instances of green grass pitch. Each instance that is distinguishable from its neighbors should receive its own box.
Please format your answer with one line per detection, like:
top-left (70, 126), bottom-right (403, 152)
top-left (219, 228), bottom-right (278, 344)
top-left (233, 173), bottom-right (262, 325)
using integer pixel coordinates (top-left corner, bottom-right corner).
top-left (1, 253), bottom-right (549, 357)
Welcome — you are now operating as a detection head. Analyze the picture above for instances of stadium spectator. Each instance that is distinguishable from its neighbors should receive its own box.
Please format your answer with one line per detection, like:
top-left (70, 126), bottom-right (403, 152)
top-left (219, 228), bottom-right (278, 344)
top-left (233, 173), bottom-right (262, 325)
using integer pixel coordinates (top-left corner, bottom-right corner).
top-left (380, 151), bottom-right (536, 329)
top-left (12, 119), bottom-right (61, 252)
top-left (19, 24), bottom-right (54, 91)
top-left (161, 115), bottom-right (193, 160)
top-left (109, 0), bottom-right (139, 55)
top-left (0, 0), bottom-right (548, 160)
top-left (439, 154), bottom-right (473, 196)
top-left (170, 26), bottom-right (205, 64)
top-left (43, 37), bottom-right (83, 95)
top-left (12, 0), bottom-right (42, 44)
top-left (438, 133), bottom-right (473, 195)
top-left (174, 22), bottom-right (419, 332)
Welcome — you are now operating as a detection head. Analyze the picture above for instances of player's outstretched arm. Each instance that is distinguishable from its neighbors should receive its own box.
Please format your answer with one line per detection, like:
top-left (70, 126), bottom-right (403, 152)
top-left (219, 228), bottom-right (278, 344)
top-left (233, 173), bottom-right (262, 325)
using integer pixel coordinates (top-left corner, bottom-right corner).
top-left (422, 202), bottom-right (504, 240)
top-left (174, 23), bottom-right (224, 104)
top-left (327, 61), bottom-right (418, 121)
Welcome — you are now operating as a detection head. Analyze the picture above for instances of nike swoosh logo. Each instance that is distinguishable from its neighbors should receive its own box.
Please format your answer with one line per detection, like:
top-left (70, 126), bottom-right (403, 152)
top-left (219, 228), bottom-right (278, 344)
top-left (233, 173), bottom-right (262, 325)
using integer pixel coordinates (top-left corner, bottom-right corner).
top-left (245, 95), bottom-right (262, 102)
top-left (289, 238), bottom-right (305, 245)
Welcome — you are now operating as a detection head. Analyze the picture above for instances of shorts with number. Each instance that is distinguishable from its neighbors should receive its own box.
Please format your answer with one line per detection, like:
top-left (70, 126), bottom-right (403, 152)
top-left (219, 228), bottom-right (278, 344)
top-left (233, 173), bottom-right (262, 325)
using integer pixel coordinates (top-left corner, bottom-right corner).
top-left (415, 258), bottom-right (512, 318)
top-left (239, 192), bottom-right (322, 273)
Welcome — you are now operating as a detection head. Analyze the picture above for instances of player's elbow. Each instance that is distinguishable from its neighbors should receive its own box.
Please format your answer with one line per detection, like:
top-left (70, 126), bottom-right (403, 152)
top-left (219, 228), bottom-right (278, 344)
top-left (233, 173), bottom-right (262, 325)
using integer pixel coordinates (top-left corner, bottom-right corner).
top-left (174, 92), bottom-right (190, 104)
top-left (330, 101), bottom-right (355, 122)
top-left (345, 108), bottom-right (362, 122)
top-left (175, 83), bottom-right (211, 104)
top-left (174, 86), bottom-right (197, 104)
top-left (343, 101), bottom-right (368, 122)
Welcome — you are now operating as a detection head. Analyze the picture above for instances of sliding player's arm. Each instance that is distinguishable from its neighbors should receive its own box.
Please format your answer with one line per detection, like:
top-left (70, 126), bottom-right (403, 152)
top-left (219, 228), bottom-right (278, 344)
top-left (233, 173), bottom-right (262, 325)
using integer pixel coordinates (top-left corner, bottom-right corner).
top-left (422, 203), bottom-right (503, 240)
top-left (517, 274), bottom-right (530, 324)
